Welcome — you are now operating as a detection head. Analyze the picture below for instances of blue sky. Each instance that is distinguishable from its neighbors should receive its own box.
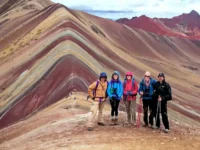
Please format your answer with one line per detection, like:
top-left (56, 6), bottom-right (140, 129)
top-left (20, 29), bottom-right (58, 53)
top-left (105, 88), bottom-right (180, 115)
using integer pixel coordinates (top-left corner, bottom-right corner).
top-left (52, 0), bottom-right (200, 20)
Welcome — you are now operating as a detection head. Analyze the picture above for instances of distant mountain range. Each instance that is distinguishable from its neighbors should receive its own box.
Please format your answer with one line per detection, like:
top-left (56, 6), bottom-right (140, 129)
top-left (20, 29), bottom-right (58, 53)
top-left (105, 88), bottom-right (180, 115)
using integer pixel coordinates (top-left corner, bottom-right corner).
top-left (116, 10), bottom-right (200, 38)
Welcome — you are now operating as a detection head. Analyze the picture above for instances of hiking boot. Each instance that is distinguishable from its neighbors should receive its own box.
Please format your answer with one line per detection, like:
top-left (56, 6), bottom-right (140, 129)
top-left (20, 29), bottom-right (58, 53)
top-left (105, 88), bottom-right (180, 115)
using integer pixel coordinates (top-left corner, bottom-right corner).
top-left (114, 118), bottom-right (119, 125)
top-left (152, 125), bottom-right (160, 129)
top-left (110, 119), bottom-right (115, 126)
top-left (124, 119), bottom-right (131, 125)
top-left (148, 124), bottom-right (153, 128)
top-left (87, 127), bottom-right (94, 131)
top-left (132, 122), bottom-right (137, 126)
top-left (124, 121), bottom-right (130, 125)
top-left (163, 129), bottom-right (170, 133)
top-left (98, 122), bottom-right (105, 126)
top-left (142, 123), bottom-right (148, 127)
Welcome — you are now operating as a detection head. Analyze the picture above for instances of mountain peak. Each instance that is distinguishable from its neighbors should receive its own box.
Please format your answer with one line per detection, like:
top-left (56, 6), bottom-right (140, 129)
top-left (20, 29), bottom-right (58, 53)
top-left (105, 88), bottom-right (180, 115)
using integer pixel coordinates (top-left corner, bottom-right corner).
top-left (140, 15), bottom-right (148, 18)
top-left (189, 10), bottom-right (199, 16)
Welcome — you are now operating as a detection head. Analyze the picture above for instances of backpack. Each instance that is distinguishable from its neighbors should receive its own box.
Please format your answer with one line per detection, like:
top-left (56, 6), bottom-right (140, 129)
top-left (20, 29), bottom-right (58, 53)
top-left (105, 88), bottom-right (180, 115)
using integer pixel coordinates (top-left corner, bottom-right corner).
top-left (124, 78), bottom-right (137, 96)
top-left (92, 81), bottom-right (108, 99)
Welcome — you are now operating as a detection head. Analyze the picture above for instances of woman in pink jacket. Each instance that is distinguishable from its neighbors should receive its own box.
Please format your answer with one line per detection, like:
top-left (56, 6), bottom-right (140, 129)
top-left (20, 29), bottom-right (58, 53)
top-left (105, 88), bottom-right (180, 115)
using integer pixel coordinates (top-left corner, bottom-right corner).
top-left (123, 72), bottom-right (138, 125)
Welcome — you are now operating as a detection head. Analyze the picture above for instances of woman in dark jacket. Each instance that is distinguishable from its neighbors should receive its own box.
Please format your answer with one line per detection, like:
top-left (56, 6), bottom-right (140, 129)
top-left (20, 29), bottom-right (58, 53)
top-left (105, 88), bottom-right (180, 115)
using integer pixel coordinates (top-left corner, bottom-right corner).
top-left (153, 73), bottom-right (172, 133)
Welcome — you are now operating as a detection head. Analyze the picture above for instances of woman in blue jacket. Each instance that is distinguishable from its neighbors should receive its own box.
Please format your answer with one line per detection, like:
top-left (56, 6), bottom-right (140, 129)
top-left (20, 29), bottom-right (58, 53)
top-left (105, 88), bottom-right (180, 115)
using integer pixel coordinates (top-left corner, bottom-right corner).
top-left (139, 71), bottom-right (157, 127)
top-left (107, 71), bottom-right (123, 125)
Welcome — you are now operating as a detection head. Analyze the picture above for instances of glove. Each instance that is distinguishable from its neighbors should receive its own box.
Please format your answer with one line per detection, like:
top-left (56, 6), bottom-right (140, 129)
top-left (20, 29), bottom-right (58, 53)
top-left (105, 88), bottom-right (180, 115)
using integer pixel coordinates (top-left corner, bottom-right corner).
top-left (111, 94), bottom-right (117, 100)
top-left (117, 96), bottom-right (121, 100)
top-left (124, 92), bottom-right (129, 96)
top-left (127, 91), bottom-right (132, 96)
top-left (116, 94), bottom-right (120, 99)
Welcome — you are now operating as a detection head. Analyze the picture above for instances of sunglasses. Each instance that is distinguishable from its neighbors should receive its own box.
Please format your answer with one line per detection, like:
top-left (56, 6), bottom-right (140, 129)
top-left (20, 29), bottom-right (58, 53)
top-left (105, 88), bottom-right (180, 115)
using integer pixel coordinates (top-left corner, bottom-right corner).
top-left (145, 75), bottom-right (150, 77)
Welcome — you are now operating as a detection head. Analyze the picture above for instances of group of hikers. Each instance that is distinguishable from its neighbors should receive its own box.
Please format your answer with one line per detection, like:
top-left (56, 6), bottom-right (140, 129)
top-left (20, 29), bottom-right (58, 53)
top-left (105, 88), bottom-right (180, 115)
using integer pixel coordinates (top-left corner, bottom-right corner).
top-left (87, 71), bottom-right (172, 133)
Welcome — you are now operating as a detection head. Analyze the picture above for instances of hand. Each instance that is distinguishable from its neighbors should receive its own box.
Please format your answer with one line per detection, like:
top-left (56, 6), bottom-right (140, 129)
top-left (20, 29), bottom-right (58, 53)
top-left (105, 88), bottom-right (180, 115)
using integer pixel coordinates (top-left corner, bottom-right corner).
top-left (117, 96), bottom-right (121, 100)
top-left (140, 91), bottom-right (144, 95)
top-left (128, 91), bottom-right (133, 96)
top-left (124, 92), bottom-right (127, 95)
top-left (158, 97), bottom-right (162, 101)
top-left (125, 92), bottom-right (129, 96)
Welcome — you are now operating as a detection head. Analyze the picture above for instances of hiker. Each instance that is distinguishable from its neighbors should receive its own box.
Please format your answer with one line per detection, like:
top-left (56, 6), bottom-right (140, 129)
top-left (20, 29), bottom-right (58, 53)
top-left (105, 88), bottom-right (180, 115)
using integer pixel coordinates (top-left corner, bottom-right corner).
top-left (139, 71), bottom-right (157, 127)
top-left (123, 72), bottom-right (138, 125)
top-left (153, 73), bottom-right (172, 133)
top-left (87, 72), bottom-right (108, 131)
top-left (107, 71), bottom-right (123, 125)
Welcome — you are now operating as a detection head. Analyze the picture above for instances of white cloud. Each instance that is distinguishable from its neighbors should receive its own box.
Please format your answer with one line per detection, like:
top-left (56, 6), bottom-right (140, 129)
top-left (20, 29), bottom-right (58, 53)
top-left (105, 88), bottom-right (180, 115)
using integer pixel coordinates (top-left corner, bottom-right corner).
top-left (52, 0), bottom-right (200, 19)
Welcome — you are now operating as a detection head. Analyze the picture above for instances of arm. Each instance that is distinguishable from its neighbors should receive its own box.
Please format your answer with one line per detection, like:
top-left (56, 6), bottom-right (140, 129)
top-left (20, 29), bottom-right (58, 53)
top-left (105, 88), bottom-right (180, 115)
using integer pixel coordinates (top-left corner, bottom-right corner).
top-left (138, 81), bottom-right (143, 93)
top-left (162, 84), bottom-right (172, 101)
top-left (131, 81), bottom-right (138, 95)
top-left (107, 82), bottom-right (112, 98)
top-left (152, 79), bottom-right (157, 89)
top-left (123, 82), bottom-right (128, 95)
top-left (118, 81), bottom-right (124, 98)
top-left (88, 82), bottom-right (97, 98)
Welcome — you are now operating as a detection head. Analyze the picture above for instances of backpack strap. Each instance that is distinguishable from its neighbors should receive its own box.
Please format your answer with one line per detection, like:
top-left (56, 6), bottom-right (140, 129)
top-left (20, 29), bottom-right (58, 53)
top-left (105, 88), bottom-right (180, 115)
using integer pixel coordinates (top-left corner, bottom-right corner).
top-left (131, 78), bottom-right (135, 91)
top-left (123, 77), bottom-right (128, 89)
top-left (93, 81), bottom-right (99, 98)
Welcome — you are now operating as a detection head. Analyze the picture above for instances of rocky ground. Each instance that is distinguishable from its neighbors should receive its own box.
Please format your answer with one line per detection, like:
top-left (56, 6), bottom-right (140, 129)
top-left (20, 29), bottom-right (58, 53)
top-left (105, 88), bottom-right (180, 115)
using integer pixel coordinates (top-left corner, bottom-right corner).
top-left (0, 95), bottom-right (199, 150)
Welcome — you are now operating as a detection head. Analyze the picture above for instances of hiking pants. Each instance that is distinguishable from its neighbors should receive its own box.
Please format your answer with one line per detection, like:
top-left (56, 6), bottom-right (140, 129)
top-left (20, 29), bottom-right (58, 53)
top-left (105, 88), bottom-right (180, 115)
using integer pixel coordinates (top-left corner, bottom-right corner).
top-left (124, 100), bottom-right (136, 123)
top-left (88, 101), bottom-right (105, 127)
top-left (143, 99), bottom-right (153, 125)
top-left (110, 98), bottom-right (120, 117)
top-left (155, 101), bottom-right (170, 129)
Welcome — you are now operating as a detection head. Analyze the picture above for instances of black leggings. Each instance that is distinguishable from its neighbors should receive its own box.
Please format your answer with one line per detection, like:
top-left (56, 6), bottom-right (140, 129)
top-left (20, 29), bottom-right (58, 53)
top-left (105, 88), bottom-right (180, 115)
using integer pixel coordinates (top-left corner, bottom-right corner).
top-left (110, 98), bottom-right (120, 117)
top-left (143, 100), bottom-right (153, 125)
top-left (154, 101), bottom-right (170, 129)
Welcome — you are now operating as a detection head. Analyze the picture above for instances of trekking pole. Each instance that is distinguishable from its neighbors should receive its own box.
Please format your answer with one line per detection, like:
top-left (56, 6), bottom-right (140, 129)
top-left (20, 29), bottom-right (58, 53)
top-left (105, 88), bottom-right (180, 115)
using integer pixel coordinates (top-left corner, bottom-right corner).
top-left (155, 100), bottom-right (162, 128)
top-left (159, 101), bottom-right (161, 114)
top-left (155, 101), bottom-right (160, 125)
top-left (137, 96), bottom-right (143, 128)
top-left (159, 100), bottom-right (162, 128)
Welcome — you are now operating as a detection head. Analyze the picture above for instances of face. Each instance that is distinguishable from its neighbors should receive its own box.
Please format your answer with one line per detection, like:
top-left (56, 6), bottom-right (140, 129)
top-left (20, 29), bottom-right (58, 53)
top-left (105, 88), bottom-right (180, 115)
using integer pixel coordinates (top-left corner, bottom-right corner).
top-left (127, 75), bottom-right (132, 80)
top-left (113, 75), bottom-right (118, 80)
top-left (158, 76), bottom-right (164, 82)
top-left (144, 75), bottom-right (150, 81)
top-left (100, 77), bottom-right (106, 82)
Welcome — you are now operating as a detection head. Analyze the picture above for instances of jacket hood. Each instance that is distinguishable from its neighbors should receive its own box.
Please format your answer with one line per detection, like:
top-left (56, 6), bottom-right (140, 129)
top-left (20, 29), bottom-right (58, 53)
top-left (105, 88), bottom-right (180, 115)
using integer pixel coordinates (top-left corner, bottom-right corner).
top-left (126, 71), bottom-right (133, 77)
top-left (114, 71), bottom-right (120, 76)
top-left (99, 72), bottom-right (107, 80)
top-left (112, 71), bottom-right (120, 80)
